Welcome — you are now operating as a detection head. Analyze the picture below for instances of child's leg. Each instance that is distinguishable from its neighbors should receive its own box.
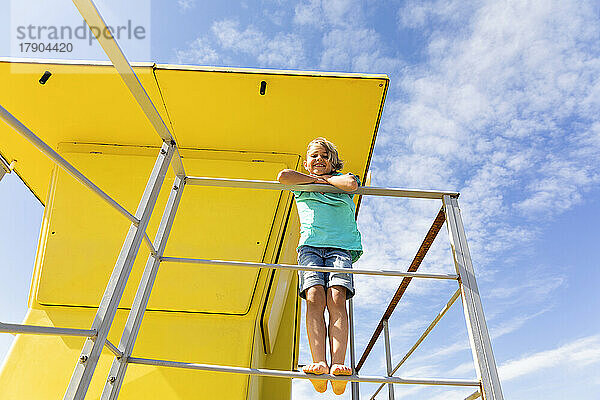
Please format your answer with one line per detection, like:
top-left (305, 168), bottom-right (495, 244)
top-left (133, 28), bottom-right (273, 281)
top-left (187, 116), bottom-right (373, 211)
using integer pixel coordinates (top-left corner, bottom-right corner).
top-left (303, 285), bottom-right (328, 392)
top-left (327, 285), bottom-right (352, 395)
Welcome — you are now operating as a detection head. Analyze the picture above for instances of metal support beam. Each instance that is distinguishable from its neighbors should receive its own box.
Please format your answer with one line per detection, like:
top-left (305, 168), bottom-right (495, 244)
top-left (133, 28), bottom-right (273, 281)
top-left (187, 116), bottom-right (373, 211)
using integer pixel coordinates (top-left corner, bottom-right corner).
top-left (160, 257), bottom-right (458, 279)
top-left (0, 322), bottom-right (96, 338)
top-left (128, 357), bottom-right (481, 387)
top-left (0, 154), bottom-right (10, 182)
top-left (186, 176), bottom-right (459, 199)
top-left (142, 232), bottom-right (157, 257)
top-left (383, 320), bottom-right (395, 400)
top-left (104, 340), bottom-right (123, 358)
top-left (0, 103), bottom-right (138, 224)
top-left (72, 0), bottom-right (186, 178)
top-left (101, 176), bottom-right (185, 400)
top-left (465, 390), bottom-right (482, 400)
top-left (348, 298), bottom-right (360, 399)
top-left (443, 195), bottom-right (503, 400)
top-left (357, 208), bottom-right (446, 371)
top-left (0, 154), bottom-right (10, 173)
top-left (369, 288), bottom-right (462, 399)
top-left (63, 142), bottom-right (175, 400)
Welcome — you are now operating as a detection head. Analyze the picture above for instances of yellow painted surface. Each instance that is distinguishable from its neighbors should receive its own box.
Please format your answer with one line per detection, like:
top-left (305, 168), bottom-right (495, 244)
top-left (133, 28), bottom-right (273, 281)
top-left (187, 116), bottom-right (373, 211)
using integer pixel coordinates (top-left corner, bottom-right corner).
top-left (33, 143), bottom-right (297, 313)
top-left (0, 61), bottom-right (168, 204)
top-left (262, 269), bottom-right (294, 354)
top-left (154, 66), bottom-right (386, 179)
top-left (0, 307), bottom-right (254, 399)
top-left (0, 59), bottom-right (388, 399)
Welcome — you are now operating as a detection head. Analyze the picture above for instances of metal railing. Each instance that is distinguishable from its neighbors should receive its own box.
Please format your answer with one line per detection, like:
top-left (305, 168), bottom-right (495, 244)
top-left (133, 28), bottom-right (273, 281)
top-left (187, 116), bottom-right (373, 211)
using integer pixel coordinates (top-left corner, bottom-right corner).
top-left (0, 1), bottom-right (503, 399)
top-left (0, 111), bottom-right (497, 399)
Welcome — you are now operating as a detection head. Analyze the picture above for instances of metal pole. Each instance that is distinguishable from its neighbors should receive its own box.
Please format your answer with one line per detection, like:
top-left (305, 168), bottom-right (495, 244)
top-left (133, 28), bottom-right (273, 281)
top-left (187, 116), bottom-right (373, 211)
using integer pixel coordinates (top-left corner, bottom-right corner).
top-left (101, 176), bottom-right (185, 400)
top-left (63, 142), bottom-right (175, 400)
top-left (443, 195), bottom-right (504, 400)
top-left (465, 390), bottom-right (482, 400)
top-left (104, 340), bottom-right (123, 358)
top-left (186, 176), bottom-right (459, 199)
top-left (0, 322), bottom-right (96, 337)
top-left (142, 232), bottom-right (157, 257)
top-left (128, 357), bottom-right (481, 387)
top-left (0, 104), bottom-right (138, 224)
top-left (348, 298), bottom-right (360, 399)
top-left (369, 288), bottom-right (462, 399)
top-left (160, 257), bottom-right (459, 280)
top-left (0, 154), bottom-right (10, 182)
top-left (383, 319), bottom-right (395, 400)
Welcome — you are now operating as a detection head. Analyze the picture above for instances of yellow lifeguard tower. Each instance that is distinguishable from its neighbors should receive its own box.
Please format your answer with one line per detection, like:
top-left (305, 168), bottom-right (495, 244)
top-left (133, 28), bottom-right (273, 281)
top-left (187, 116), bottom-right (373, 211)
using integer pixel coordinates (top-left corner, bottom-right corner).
top-left (0, 2), bottom-right (505, 399)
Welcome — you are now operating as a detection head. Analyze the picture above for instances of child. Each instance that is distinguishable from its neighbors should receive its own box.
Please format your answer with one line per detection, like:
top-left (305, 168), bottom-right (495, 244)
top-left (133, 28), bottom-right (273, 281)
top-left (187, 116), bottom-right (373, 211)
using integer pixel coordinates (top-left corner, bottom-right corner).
top-left (277, 137), bottom-right (362, 395)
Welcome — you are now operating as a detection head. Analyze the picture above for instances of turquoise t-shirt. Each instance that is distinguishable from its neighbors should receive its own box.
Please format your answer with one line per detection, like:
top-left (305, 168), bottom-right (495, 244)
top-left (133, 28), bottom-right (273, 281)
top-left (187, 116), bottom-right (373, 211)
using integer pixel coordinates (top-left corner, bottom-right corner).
top-left (292, 172), bottom-right (363, 263)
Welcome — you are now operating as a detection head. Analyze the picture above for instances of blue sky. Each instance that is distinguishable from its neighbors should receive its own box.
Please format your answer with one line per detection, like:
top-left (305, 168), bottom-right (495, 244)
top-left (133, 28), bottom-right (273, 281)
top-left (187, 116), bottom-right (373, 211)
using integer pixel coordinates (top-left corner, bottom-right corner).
top-left (1, 1), bottom-right (600, 399)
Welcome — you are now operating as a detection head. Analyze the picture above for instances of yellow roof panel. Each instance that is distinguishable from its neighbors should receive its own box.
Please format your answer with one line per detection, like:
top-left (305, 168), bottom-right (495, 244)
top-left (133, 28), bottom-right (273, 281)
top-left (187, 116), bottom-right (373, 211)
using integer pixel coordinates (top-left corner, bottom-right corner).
top-left (0, 59), bottom-right (388, 203)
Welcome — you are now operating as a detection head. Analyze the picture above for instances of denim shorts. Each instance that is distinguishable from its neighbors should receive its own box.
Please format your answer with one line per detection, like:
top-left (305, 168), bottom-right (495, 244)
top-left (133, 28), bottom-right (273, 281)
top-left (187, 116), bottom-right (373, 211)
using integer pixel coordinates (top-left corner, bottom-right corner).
top-left (297, 245), bottom-right (355, 300)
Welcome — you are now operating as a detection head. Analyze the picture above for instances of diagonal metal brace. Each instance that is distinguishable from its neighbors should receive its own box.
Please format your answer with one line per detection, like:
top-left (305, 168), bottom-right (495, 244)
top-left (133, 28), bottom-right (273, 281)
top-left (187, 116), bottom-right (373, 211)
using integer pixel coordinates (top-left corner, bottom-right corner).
top-left (356, 207), bottom-right (446, 371)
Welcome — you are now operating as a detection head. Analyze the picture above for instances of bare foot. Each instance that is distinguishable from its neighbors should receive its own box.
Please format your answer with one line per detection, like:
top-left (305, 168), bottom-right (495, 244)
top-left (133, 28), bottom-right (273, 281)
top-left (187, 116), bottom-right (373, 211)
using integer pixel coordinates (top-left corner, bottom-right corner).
top-left (330, 364), bottom-right (352, 395)
top-left (302, 361), bottom-right (329, 393)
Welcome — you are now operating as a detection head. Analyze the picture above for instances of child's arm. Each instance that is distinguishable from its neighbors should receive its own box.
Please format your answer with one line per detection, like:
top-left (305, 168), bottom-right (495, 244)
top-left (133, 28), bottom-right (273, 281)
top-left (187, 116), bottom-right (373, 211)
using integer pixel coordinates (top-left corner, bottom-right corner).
top-left (324, 173), bottom-right (359, 192)
top-left (277, 169), bottom-right (328, 185)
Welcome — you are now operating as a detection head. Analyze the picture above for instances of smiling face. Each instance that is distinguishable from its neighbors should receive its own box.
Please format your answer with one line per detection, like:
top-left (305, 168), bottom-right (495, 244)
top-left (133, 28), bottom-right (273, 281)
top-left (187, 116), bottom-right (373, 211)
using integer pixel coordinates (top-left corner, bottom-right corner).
top-left (304, 143), bottom-right (333, 175)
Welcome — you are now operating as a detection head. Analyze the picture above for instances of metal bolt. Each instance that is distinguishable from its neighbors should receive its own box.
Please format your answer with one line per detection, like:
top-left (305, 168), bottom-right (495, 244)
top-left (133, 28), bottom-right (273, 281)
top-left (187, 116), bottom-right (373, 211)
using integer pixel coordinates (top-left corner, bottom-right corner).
top-left (79, 355), bottom-right (88, 363)
top-left (173, 185), bottom-right (179, 190)
top-left (108, 376), bottom-right (117, 384)
top-left (160, 149), bottom-right (167, 155)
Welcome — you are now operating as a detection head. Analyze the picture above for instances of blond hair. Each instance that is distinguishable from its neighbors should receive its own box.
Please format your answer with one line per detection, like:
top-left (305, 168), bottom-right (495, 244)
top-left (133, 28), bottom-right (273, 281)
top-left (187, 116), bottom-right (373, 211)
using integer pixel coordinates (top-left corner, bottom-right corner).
top-left (307, 137), bottom-right (344, 172)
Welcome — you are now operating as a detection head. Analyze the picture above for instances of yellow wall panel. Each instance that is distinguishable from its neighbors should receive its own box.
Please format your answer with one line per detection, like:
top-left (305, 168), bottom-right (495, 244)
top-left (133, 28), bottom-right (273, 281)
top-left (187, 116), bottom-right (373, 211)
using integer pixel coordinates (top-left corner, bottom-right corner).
top-left (0, 307), bottom-right (254, 399)
top-left (34, 144), bottom-right (297, 314)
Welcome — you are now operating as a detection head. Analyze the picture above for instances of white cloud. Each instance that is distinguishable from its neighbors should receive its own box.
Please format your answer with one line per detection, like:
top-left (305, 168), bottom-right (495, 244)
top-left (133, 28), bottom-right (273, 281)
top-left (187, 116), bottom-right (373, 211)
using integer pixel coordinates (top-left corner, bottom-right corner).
top-left (263, 9), bottom-right (287, 26)
top-left (447, 361), bottom-right (476, 377)
top-left (175, 19), bottom-right (306, 68)
top-left (499, 335), bottom-right (600, 381)
top-left (211, 20), bottom-right (305, 68)
top-left (174, 37), bottom-right (219, 65)
top-left (294, 0), bottom-right (324, 27)
top-left (415, 340), bottom-right (470, 362)
top-left (320, 28), bottom-right (401, 73)
top-left (489, 309), bottom-right (550, 339)
top-left (294, 0), bottom-right (362, 28)
top-left (259, 32), bottom-right (305, 68)
top-left (398, 0), bottom-right (476, 30)
top-left (488, 275), bottom-right (566, 303)
top-left (515, 157), bottom-right (598, 215)
top-left (293, 0), bottom-right (403, 73)
top-left (211, 20), bottom-right (265, 54)
top-left (177, 0), bottom-right (195, 12)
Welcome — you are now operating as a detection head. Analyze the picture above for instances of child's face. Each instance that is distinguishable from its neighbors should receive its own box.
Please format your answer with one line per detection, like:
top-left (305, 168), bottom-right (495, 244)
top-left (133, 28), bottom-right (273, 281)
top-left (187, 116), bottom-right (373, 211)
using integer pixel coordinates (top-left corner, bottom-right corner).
top-left (304, 144), bottom-right (332, 175)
